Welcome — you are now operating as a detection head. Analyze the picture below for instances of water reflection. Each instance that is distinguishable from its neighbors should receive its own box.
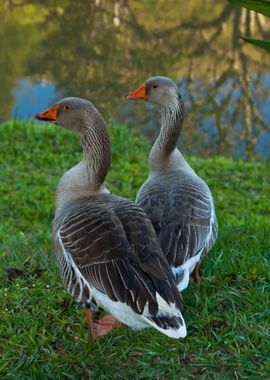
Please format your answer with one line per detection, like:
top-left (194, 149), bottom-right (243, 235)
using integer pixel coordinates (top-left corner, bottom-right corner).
top-left (1, 0), bottom-right (270, 159)
top-left (11, 79), bottom-right (60, 119)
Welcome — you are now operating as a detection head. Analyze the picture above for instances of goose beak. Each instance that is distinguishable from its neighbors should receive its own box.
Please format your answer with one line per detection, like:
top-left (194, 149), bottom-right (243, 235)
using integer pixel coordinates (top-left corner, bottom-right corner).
top-left (35, 103), bottom-right (59, 123)
top-left (126, 83), bottom-right (146, 100)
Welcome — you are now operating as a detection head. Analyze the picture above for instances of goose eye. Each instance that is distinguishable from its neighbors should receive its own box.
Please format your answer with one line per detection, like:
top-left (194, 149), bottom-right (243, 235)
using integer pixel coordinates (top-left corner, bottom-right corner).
top-left (63, 105), bottom-right (70, 111)
top-left (152, 84), bottom-right (159, 89)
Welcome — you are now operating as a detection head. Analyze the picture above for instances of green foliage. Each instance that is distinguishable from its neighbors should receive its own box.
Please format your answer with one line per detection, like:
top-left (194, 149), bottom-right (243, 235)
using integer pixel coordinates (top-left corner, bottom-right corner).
top-left (228, 0), bottom-right (270, 18)
top-left (240, 36), bottom-right (270, 52)
top-left (0, 121), bottom-right (270, 378)
top-left (228, 0), bottom-right (270, 52)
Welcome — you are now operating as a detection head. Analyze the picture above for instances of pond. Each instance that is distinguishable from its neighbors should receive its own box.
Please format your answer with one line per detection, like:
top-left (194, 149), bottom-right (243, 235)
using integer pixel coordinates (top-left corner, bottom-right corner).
top-left (1, 0), bottom-right (270, 159)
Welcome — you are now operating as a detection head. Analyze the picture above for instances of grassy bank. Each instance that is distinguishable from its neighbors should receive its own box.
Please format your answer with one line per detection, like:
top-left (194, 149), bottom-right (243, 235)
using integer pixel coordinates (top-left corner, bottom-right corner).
top-left (0, 120), bottom-right (269, 379)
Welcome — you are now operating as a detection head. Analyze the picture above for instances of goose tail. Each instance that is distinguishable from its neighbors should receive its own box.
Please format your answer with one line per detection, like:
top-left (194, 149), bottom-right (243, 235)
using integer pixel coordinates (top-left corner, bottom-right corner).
top-left (172, 251), bottom-right (203, 292)
top-left (143, 294), bottom-right (187, 339)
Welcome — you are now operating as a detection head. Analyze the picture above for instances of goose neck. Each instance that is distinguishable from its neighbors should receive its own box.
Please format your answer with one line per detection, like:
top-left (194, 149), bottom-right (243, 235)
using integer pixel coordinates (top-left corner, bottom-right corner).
top-left (55, 115), bottom-right (111, 210)
top-left (149, 97), bottom-right (185, 172)
top-left (79, 117), bottom-right (111, 187)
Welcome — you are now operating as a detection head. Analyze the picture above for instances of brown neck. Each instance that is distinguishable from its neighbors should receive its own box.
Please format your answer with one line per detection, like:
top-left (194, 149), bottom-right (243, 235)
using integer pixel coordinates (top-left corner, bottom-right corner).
top-left (159, 96), bottom-right (185, 155)
top-left (55, 111), bottom-right (111, 210)
top-left (149, 97), bottom-right (185, 172)
top-left (79, 113), bottom-right (111, 188)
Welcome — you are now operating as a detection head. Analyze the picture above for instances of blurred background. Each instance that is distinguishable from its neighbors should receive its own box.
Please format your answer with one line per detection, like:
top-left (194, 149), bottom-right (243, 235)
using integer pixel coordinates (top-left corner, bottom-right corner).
top-left (1, 0), bottom-right (270, 159)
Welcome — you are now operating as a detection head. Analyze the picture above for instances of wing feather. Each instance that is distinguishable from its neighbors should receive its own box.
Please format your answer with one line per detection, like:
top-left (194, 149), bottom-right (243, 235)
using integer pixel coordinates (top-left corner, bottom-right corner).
top-left (136, 171), bottom-right (218, 267)
top-left (56, 194), bottom-right (183, 318)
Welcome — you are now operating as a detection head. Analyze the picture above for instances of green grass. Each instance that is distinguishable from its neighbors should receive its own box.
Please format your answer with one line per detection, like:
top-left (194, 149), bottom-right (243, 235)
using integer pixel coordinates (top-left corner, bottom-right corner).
top-left (0, 120), bottom-right (269, 379)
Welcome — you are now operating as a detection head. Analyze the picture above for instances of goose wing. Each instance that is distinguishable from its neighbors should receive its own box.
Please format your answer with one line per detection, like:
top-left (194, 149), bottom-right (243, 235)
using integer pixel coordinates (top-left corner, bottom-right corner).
top-left (136, 172), bottom-right (218, 268)
top-left (56, 195), bottom-right (185, 334)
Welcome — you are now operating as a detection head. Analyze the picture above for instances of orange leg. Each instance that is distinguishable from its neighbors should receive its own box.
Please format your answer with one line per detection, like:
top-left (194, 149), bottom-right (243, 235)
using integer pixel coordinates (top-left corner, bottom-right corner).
top-left (84, 309), bottom-right (121, 340)
top-left (193, 260), bottom-right (202, 284)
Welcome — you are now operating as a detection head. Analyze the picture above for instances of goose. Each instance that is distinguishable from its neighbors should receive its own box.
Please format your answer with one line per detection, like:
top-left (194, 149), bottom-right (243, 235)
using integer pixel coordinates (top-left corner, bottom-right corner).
top-left (35, 97), bottom-right (187, 340)
top-left (126, 76), bottom-right (218, 291)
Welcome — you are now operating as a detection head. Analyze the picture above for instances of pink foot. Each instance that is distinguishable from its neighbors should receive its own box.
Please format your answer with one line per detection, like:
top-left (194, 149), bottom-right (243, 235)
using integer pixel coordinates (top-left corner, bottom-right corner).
top-left (85, 309), bottom-right (121, 340)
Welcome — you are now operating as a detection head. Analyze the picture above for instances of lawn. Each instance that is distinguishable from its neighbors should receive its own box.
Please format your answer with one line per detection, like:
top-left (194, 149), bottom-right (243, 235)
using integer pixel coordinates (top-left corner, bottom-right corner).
top-left (0, 120), bottom-right (269, 379)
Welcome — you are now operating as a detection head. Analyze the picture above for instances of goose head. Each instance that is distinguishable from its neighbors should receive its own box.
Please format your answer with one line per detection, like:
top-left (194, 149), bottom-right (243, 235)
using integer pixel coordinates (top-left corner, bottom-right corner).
top-left (126, 76), bottom-right (181, 107)
top-left (35, 97), bottom-right (103, 135)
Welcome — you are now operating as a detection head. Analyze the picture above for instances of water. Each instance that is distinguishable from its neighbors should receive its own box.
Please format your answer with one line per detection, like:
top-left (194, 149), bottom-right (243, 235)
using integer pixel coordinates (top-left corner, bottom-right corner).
top-left (11, 79), bottom-right (60, 119)
top-left (1, 0), bottom-right (270, 159)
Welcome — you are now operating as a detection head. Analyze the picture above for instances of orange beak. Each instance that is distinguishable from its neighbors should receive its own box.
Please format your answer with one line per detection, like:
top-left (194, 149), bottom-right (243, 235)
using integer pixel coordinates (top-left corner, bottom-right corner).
top-left (35, 103), bottom-right (59, 123)
top-left (126, 83), bottom-right (146, 100)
